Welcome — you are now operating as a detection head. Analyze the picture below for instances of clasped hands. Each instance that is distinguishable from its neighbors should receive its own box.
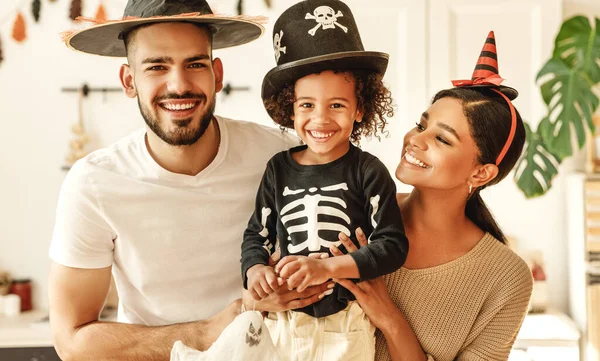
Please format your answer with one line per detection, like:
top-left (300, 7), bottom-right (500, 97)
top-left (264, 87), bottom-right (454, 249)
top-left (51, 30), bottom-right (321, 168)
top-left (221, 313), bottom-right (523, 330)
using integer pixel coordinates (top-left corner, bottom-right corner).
top-left (244, 228), bottom-right (394, 332)
top-left (246, 252), bottom-right (331, 301)
top-left (246, 229), bottom-right (364, 303)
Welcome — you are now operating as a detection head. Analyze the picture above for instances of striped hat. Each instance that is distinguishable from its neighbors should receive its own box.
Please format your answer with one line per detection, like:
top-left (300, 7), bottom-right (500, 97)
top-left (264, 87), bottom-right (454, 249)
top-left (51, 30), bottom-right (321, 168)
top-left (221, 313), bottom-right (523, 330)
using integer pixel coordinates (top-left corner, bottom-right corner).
top-left (452, 31), bottom-right (518, 166)
top-left (451, 31), bottom-right (518, 100)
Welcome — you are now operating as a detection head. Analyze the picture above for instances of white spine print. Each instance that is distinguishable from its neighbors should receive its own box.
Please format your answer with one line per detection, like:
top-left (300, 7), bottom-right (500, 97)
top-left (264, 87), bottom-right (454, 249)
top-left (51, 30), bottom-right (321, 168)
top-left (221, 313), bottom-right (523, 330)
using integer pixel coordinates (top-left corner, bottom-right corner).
top-left (281, 183), bottom-right (351, 253)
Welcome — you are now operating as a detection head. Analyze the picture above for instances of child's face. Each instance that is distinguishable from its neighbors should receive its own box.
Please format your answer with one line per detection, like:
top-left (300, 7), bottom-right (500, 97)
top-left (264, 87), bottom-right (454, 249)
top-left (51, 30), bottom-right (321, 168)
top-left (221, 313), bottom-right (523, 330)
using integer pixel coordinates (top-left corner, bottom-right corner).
top-left (291, 70), bottom-right (363, 164)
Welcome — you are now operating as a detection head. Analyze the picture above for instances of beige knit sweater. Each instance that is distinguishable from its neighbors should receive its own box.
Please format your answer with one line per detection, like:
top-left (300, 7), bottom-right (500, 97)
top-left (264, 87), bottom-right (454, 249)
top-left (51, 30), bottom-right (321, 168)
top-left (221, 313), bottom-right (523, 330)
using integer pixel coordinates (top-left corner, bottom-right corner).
top-left (375, 233), bottom-right (533, 361)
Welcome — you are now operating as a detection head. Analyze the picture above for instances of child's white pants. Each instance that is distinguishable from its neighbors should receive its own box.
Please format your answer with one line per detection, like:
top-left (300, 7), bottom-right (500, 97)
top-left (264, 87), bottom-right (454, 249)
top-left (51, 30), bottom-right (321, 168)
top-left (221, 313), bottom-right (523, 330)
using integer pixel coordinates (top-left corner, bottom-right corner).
top-left (265, 301), bottom-right (375, 361)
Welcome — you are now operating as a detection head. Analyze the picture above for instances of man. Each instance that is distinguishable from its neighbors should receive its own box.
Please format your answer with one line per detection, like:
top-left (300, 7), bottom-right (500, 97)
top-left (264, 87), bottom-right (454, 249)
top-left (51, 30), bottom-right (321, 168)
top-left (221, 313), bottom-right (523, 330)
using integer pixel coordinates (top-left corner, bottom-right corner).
top-left (48, 1), bottom-right (329, 360)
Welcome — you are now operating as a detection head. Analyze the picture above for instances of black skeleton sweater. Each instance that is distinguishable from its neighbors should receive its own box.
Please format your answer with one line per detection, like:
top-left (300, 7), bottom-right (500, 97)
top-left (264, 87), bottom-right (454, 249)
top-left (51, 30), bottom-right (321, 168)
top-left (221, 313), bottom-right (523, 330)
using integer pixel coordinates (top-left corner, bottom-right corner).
top-left (241, 144), bottom-right (408, 318)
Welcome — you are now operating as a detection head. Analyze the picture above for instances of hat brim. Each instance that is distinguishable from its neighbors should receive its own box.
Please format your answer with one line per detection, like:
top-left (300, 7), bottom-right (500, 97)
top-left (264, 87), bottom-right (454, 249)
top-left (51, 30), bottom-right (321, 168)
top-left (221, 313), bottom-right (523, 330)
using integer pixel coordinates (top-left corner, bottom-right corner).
top-left (262, 51), bottom-right (389, 103)
top-left (65, 16), bottom-right (264, 57)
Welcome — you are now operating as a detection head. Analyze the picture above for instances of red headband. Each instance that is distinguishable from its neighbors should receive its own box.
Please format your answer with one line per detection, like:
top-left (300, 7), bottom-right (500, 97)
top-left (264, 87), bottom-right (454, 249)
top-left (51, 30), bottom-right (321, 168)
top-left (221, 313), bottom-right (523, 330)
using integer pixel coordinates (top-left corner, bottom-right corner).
top-left (490, 89), bottom-right (517, 165)
top-left (451, 31), bottom-right (518, 166)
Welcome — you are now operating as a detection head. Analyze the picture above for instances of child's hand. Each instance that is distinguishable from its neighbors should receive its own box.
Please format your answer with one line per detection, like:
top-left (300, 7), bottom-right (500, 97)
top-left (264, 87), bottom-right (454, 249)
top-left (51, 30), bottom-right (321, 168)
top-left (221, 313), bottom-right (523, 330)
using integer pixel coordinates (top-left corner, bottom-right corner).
top-left (276, 255), bottom-right (331, 292)
top-left (246, 264), bottom-right (281, 301)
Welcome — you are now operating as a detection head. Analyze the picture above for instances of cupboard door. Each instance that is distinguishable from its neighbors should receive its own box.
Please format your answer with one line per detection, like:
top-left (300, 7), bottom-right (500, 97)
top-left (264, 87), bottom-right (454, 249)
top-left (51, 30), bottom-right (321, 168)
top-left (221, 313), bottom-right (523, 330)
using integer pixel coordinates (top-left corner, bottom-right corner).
top-left (344, 0), bottom-right (427, 192)
top-left (427, 0), bottom-right (561, 127)
top-left (428, 0), bottom-right (566, 311)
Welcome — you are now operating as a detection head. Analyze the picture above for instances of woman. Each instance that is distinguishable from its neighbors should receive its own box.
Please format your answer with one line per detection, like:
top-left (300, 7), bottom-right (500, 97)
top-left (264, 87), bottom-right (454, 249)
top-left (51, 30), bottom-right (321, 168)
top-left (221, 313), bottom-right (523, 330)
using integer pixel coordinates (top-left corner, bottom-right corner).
top-left (334, 32), bottom-right (533, 361)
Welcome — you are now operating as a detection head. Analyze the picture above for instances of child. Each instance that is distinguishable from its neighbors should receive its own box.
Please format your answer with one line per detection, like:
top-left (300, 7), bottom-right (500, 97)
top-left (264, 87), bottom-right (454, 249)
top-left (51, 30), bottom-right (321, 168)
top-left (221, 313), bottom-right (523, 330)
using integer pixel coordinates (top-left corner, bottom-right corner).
top-left (241, 0), bottom-right (409, 360)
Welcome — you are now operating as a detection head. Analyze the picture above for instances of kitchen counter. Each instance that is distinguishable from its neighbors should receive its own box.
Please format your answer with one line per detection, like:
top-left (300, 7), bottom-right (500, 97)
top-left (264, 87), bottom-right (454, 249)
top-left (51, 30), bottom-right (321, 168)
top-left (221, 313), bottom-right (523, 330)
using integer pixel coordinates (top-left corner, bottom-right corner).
top-left (0, 310), bottom-right (53, 348)
top-left (510, 310), bottom-right (581, 361)
top-left (514, 310), bottom-right (581, 348)
top-left (0, 307), bottom-right (117, 349)
top-left (0, 308), bottom-right (582, 360)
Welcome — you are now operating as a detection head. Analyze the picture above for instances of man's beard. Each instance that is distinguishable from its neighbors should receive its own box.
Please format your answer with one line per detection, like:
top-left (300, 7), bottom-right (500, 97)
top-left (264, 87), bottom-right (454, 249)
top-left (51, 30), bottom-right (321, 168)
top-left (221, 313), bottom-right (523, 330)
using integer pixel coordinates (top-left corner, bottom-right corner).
top-left (138, 92), bottom-right (216, 146)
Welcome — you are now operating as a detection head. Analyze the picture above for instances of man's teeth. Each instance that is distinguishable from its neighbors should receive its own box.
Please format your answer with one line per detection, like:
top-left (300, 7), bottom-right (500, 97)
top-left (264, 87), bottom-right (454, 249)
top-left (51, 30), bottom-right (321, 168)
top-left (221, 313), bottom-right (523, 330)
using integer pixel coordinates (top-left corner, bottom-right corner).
top-left (309, 130), bottom-right (334, 139)
top-left (405, 153), bottom-right (428, 168)
top-left (161, 103), bottom-right (196, 111)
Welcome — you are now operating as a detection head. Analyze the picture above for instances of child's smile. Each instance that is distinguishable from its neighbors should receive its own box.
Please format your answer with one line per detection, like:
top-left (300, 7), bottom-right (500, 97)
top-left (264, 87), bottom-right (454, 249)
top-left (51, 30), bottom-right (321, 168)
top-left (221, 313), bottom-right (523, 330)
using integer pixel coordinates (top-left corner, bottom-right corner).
top-left (291, 70), bottom-right (363, 165)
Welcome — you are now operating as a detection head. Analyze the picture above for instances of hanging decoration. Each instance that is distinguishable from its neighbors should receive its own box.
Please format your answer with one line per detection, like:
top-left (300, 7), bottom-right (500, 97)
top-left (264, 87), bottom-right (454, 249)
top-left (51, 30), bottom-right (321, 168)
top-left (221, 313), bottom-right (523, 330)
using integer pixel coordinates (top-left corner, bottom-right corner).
top-left (12, 11), bottom-right (26, 42)
top-left (236, 0), bottom-right (271, 15)
top-left (31, 0), bottom-right (41, 23)
top-left (0, 36), bottom-right (4, 65)
top-left (69, 0), bottom-right (83, 21)
top-left (0, 0), bottom-right (62, 66)
top-left (237, 0), bottom-right (243, 16)
top-left (65, 89), bottom-right (90, 168)
top-left (94, 2), bottom-right (107, 22)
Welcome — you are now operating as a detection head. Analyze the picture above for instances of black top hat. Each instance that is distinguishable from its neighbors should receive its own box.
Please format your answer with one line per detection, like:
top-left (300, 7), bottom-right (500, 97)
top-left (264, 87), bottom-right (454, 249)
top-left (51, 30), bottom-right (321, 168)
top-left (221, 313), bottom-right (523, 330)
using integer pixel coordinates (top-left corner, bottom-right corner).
top-left (62, 0), bottom-right (266, 57)
top-left (261, 0), bottom-right (389, 104)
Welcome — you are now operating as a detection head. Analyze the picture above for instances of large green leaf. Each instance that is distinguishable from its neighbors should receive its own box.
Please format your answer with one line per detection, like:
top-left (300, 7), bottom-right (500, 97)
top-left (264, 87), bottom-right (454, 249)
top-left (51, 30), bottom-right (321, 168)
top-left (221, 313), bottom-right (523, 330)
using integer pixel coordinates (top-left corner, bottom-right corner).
top-left (553, 16), bottom-right (600, 83)
top-left (536, 17), bottom-right (600, 159)
top-left (536, 57), bottom-right (598, 158)
top-left (515, 123), bottom-right (562, 199)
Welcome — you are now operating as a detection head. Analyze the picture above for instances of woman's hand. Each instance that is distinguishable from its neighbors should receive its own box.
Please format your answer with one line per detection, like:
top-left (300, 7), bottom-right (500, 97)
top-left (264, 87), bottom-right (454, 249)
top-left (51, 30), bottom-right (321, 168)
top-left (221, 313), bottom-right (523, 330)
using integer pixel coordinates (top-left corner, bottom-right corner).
top-left (331, 228), bottom-right (398, 331)
top-left (333, 228), bottom-right (427, 361)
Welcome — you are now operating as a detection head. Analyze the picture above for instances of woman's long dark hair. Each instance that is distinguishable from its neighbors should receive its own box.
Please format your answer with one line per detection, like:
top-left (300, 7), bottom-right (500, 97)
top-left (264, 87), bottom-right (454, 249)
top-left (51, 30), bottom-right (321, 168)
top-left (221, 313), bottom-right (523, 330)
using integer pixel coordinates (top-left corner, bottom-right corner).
top-left (432, 87), bottom-right (526, 244)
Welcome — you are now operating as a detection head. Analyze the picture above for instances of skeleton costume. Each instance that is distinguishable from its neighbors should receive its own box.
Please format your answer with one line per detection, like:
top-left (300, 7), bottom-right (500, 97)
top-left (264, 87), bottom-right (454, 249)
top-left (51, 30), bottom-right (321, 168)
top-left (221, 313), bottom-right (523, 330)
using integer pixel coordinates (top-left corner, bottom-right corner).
top-left (241, 1), bottom-right (408, 360)
top-left (242, 143), bottom-right (407, 317)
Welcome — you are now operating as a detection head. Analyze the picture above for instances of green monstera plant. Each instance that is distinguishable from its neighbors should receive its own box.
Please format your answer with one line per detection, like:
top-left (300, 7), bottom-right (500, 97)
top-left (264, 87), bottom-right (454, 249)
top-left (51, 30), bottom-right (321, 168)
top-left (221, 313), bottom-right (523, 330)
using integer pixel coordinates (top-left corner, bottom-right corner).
top-left (515, 15), bottom-right (600, 198)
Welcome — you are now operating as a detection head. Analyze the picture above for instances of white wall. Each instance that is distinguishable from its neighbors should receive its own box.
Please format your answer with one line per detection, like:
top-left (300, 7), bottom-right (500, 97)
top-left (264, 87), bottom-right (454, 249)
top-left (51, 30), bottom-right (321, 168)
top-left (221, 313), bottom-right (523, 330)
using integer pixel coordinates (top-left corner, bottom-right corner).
top-left (0, 0), bottom-right (297, 312)
top-left (0, 0), bottom-right (137, 311)
top-left (564, 0), bottom-right (600, 18)
top-left (0, 0), bottom-right (594, 314)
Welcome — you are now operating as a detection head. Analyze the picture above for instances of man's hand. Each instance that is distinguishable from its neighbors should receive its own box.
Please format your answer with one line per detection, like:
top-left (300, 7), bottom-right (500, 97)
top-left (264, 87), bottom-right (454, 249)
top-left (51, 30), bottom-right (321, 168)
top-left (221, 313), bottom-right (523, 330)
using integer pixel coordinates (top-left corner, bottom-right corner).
top-left (242, 249), bottom-right (332, 313)
top-left (200, 298), bottom-right (242, 349)
top-left (275, 255), bottom-right (331, 292)
top-left (246, 264), bottom-right (279, 300)
top-left (243, 281), bottom-right (333, 313)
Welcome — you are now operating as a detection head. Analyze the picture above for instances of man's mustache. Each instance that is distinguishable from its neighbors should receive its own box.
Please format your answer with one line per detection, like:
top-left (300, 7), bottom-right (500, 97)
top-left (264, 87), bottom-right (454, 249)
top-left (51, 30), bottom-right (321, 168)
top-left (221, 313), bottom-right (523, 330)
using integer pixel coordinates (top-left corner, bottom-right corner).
top-left (154, 92), bottom-right (207, 103)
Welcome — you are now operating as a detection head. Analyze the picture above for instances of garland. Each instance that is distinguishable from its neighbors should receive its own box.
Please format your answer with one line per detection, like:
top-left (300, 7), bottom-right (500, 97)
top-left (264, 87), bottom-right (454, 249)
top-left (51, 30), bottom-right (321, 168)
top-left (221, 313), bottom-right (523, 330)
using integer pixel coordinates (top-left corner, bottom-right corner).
top-left (0, 0), bottom-right (107, 66)
top-left (0, 0), bottom-right (272, 66)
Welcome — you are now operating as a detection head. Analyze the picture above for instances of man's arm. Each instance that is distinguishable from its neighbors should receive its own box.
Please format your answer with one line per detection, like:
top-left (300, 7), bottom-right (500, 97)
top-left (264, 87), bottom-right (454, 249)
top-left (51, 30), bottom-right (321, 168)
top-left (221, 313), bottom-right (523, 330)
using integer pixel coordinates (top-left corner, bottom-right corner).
top-left (49, 262), bottom-right (239, 361)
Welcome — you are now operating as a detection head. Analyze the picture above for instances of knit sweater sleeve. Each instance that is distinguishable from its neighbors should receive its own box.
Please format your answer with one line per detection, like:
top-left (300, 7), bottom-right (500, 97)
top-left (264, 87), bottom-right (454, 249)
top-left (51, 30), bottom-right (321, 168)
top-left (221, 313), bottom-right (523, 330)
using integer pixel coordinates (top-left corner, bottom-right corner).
top-left (456, 257), bottom-right (533, 360)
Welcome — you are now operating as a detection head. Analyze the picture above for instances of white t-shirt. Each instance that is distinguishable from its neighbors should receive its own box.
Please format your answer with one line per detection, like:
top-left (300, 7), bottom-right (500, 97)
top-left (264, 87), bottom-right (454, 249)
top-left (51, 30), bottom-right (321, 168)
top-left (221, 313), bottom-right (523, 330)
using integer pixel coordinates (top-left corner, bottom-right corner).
top-left (49, 116), bottom-right (297, 326)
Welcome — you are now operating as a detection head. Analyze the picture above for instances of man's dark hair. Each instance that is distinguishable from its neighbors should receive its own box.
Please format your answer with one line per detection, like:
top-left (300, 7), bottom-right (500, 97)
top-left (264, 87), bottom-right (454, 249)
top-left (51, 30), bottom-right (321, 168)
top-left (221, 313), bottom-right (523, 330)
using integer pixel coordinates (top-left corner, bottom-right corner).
top-left (123, 22), bottom-right (214, 62)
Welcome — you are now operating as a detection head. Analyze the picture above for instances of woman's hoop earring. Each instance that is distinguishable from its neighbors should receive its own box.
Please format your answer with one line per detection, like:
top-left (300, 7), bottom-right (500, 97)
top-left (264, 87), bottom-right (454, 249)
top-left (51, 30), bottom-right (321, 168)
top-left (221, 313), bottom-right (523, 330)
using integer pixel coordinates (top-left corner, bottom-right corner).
top-left (468, 184), bottom-right (473, 195)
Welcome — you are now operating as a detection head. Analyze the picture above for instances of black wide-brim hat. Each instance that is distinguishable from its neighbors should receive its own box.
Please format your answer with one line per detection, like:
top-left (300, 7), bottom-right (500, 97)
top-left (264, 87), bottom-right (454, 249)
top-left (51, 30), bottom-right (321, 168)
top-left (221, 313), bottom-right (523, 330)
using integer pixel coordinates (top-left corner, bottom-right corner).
top-left (62, 0), bottom-right (266, 57)
top-left (262, 0), bottom-right (389, 105)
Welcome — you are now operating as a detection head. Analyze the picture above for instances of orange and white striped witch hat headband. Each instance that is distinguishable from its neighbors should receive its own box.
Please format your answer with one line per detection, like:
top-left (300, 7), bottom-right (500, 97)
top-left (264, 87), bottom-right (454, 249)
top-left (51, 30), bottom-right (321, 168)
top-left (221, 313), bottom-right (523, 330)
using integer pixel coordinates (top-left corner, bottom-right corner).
top-left (451, 31), bottom-right (518, 166)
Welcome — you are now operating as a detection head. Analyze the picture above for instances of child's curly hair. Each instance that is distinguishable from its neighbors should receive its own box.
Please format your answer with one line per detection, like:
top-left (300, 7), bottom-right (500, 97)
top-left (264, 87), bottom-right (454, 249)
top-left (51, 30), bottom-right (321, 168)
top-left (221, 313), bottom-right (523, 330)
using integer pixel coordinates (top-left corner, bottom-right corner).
top-left (264, 70), bottom-right (394, 144)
